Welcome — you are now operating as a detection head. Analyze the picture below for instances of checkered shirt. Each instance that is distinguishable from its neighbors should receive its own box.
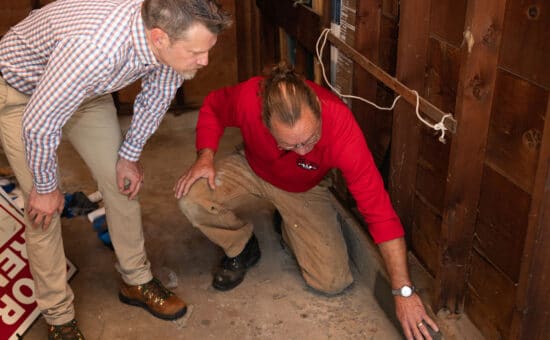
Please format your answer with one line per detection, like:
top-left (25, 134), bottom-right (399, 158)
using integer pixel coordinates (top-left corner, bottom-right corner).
top-left (0, 0), bottom-right (183, 193)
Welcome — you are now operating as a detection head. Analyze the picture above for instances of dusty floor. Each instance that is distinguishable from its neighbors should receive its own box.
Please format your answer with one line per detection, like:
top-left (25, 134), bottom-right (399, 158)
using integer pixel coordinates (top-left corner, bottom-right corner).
top-left (18, 112), bottom-right (405, 339)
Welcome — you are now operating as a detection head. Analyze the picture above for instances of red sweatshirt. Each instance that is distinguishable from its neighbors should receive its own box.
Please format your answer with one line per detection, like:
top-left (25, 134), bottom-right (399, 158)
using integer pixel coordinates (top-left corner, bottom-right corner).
top-left (196, 77), bottom-right (404, 243)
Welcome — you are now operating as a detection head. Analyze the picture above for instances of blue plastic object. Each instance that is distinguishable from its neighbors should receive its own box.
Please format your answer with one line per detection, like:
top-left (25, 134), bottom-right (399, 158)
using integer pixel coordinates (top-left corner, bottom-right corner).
top-left (62, 192), bottom-right (99, 218)
top-left (1, 182), bottom-right (16, 193)
top-left (97, 229), bottom-right (113, 250)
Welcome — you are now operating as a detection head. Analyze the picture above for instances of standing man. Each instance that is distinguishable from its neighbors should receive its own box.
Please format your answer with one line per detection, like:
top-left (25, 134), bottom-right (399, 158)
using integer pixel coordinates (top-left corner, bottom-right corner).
top-left (175, 62), bottom-right (439, 340)
top-left (0, 0), bottom-right (231, 338)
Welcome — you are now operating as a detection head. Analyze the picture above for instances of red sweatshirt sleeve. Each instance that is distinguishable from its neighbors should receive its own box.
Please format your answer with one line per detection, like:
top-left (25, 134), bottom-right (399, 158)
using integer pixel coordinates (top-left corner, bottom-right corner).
top-left (196, 78), bottom-right (257, 151)
top-left (330, 104), bottom-right (405, 244)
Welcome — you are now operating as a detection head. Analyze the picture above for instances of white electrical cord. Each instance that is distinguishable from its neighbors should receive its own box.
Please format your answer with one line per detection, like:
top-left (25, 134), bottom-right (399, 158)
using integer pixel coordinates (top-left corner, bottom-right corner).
top-left (315, 28), bottom-right (454, 143)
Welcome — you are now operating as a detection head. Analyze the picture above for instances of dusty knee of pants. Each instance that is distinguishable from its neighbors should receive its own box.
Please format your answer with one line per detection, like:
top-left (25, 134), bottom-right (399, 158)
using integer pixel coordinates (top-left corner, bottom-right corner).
top-left (303, 270), bottom-right (353, 295)
top-left (178, 192), bottom-right (227, 228)
top-left (178, 196), bottom-right (201, 223)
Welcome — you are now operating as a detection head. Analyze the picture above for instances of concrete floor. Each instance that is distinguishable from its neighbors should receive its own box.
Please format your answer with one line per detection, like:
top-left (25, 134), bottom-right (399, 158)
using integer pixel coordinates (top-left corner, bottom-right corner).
top-left (19, 111), bottom-right (405, 339)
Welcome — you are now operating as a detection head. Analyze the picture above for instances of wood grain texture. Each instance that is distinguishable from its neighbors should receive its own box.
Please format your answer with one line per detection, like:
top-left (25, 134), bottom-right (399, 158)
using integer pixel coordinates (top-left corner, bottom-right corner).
top-left (485, 69), bottom-right (547, 193)
top-left (500, 0), bottom-right (549, 89)
top-left (475, 165), bottom-right (530, 282)
top-left (256, 0), bottom-right (325, 55)
top-left (436, 0), bottom-right (507, 313)
top-left (390, 0), bottom-right (432, 239)
top-left (465, 251), bottom-right (516, 339)
top-left (511, 95), bottom-right (550, 340)
top-left (235, 0), bottom-right (262, 81)
top-left (429, 0), bottom-right (468, 47)
top-left (0, 0), bottom-right (32, 36)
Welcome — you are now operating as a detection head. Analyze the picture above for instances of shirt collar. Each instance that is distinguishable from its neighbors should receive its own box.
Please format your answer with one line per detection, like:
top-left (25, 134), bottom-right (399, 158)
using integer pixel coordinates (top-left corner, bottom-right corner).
top-left (131, 3), bottom-right (158, 66)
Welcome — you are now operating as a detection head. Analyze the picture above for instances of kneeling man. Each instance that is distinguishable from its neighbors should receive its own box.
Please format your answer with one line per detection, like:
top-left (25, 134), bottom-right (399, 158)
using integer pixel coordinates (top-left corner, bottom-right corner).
top-left (174, 62), bottom-right (439, 339)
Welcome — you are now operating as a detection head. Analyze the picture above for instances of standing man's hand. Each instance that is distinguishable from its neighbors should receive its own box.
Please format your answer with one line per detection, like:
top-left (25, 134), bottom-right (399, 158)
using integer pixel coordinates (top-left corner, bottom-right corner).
top-left (27, 186), bottom-right (65, 230)
top-left (395, 294), bottom-right (439, 339)
top-left (174, 148), bottom-right (216, 198)
top-left (116, 157), bottom-right (144, 200)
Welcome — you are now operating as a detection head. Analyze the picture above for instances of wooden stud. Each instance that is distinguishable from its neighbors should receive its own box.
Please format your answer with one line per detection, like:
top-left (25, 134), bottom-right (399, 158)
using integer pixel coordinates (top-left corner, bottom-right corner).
top-left (256, 0), bottom-right (326, 54)
top-left (259, 13), bottom-right (280, 73)
top-left (352, 0), bottom-right (385, 166)
top-left (436, 0), bottom-right (508, 313)
top-left (510, 95), bottom-right (550, 339)
top-left (311, 0), bottom-right (327, 84)
top-left (390, 0), bottom-right (432, 237)
top-left (294, 43), bottom-right (310, 79)
top-left (235, 0), bottom-right (262, 81)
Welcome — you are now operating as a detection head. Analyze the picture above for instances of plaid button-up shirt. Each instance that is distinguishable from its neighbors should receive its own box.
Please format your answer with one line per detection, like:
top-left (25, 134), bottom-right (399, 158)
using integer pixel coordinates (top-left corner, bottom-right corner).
top-left (0, 0), bottom-right (183, 193)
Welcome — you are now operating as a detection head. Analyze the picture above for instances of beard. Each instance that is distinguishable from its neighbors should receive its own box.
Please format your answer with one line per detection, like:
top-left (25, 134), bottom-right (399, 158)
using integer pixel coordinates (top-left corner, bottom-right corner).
top-left (179, 69), bottom-right (198, 80)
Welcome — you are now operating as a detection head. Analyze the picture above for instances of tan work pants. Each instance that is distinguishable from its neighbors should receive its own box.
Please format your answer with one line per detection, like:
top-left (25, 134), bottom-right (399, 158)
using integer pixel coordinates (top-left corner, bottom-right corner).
top-left (179, 153), bottom-right (353, 294)
top-left (0, 76), bottom-right (152, 325)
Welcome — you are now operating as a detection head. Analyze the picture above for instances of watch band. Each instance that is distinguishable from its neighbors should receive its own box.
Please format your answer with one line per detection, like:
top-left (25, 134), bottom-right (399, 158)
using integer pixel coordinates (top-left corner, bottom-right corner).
top-left (392, 284), bottom-right (415, 297)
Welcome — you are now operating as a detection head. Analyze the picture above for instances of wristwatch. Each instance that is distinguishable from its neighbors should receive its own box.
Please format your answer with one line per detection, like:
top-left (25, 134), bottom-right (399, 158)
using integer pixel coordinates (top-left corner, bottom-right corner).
top-left (392, 284), bottom-right (415, 297)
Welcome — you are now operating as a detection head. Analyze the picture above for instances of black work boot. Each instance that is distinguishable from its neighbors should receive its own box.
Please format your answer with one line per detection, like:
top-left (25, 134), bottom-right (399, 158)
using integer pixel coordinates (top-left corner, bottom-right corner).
top-left (273, 209), bottom-right (283, 235)
top-left (212, 234), bottom-right (261, 291)
top-left (273, 209), bottom-right (290, 252)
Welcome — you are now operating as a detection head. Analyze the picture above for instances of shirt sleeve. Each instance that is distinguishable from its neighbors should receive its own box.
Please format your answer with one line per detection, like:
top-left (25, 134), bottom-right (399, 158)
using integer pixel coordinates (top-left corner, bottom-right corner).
top-left (332, 105), bottom-right (405, 244)
top-left (22, 37), bottom-right (107, 193)
top-left (118, 66), bottom-right (183, 161)
top-left (196, 79), bottom-right (249, 152)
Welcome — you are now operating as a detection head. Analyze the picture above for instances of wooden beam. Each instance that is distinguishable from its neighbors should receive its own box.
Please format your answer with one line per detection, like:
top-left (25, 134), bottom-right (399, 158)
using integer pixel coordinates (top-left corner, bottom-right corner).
top-left (390, 0), bottom-right (432, 239)
top-left (311, 0), bottom-right (329, 85)
top-left (256, 0), bottom-right (326, 54)
top-left (352, 0), bottom-right (385, 166)
top-left (294, 43), bottom-right (310, 78)
top-left (510, 95), bottom-right (550, 339)
top-left (258, 12), bottom-right (280, 73)
top-left (435, 0), bottom-right (507, 312)
top-left (235, 0), bottom-right (261, 81)
top-left (327, 33), bottom-right (457, 134)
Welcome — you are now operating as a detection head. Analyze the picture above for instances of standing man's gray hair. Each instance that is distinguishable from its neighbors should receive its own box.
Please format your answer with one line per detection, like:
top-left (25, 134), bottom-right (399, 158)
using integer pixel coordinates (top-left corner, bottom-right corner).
top-left (142, 0), bottom-right (232, 40)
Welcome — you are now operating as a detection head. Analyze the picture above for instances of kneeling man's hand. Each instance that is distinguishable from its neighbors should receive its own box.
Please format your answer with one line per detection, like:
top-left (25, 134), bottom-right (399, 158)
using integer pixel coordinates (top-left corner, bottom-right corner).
top-left (174, 148), bottom-right (216, 199)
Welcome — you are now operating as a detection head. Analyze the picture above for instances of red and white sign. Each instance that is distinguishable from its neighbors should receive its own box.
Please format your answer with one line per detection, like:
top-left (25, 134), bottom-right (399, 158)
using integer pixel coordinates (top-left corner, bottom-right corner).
top-left (0, 188), bottom-right (76, 340)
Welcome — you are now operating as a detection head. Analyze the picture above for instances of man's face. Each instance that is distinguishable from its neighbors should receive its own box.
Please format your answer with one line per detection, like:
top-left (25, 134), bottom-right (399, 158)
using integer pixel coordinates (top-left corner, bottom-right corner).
top-left (270, 106), bottom-right (322, 156)
top-left (151, 23), bottom-right (218, 79)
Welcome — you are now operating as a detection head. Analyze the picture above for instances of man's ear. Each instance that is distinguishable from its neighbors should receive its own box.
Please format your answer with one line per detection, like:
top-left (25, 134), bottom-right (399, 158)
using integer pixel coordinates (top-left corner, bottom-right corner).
top-left (314, 96), bottom-right (322, 115)
top-left (149, 28), bottom-right (169, 49)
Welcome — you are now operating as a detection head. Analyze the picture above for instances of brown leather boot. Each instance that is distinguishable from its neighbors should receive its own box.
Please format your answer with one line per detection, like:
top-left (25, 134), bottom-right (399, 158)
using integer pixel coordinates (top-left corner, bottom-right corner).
top-left (47, 319), bottom-right (84, 340)
top-left (119, 278), bottom-right (187, 320)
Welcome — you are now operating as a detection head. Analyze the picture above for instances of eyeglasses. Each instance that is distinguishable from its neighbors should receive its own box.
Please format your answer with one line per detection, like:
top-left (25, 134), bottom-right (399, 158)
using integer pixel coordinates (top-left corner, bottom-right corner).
top-left (276, 123), bottom-right (322, 151)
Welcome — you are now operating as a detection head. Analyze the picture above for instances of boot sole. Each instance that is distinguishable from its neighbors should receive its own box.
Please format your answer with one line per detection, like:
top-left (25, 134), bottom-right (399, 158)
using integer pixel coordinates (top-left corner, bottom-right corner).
top-left (212, 251), bottom-right (261, 291)
top-left (118, 293), bottom-right (187, 320)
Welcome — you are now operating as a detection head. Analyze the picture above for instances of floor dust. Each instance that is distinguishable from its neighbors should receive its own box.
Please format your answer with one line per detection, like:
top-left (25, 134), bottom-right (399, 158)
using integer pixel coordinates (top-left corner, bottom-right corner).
top-left (18, 112), bottom-right (402, 339)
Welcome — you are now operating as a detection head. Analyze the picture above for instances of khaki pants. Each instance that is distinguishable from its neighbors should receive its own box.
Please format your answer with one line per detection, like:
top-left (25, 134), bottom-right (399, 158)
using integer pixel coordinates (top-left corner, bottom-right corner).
top-left (0, 76), bottom-right (152, 325)
top-left (179, 153), bottom-right (353, 294)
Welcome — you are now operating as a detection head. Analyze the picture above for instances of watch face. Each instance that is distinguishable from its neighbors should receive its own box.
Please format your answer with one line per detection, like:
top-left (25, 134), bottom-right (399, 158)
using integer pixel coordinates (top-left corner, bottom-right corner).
top-left (401, 286), bottom-right (412, 297)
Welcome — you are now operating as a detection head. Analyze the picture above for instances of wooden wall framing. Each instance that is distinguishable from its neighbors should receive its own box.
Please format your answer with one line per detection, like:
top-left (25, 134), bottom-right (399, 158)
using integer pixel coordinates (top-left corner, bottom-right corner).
top-left (248, 1), bottom-right (550, 339)
top-left (4, 0), bottom-right (547, 339)
top-left (391, 0), bottom-right (550, 339)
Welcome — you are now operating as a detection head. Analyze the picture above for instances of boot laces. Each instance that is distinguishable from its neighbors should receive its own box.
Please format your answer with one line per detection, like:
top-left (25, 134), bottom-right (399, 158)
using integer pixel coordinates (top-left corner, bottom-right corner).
top-left (139, 278), bottom-right (173, 305)
top-left (48, 319), bottom-right (84, 340)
